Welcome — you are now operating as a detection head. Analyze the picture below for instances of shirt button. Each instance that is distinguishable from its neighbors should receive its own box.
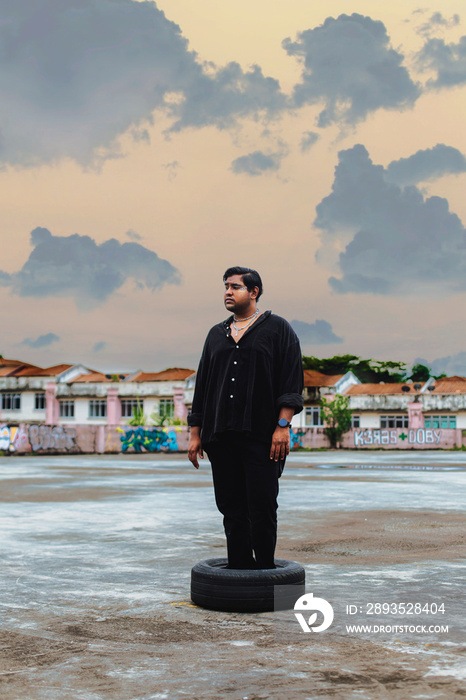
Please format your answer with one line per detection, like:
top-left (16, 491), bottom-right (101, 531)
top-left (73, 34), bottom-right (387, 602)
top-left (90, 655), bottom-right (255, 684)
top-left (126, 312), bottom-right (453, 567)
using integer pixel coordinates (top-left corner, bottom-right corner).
top-left (234, 361), bottom-right (237, 365)
top-left (231, 378), bottom-right (235, 381)
top-left (230, 395), bottom-right (234, 398)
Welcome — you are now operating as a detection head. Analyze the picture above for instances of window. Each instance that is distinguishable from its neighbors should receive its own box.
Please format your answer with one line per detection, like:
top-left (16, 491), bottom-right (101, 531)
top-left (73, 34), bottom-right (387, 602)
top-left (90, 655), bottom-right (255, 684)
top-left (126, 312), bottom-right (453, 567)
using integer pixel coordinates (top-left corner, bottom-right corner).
top-left (59, 400), bottom-right (75, 418)
top-left (121, 399), bottom-right (142, 418)
top-left (1, 393), bottom-right (21, 410)
top-left (424, 415), bottom-right (456, 429)
top-left (159, 398), bottom-right (174, 418)
top-left (305, 406), bottom-right (323, 427)
top-left (380, 415), bottom-right (409, 429)
top-left (351, 414), bottom-right (360, 428)
top-left (89, 399), bottom-right (107, 418)
top-left (34, 392), bottom-right (46, 410)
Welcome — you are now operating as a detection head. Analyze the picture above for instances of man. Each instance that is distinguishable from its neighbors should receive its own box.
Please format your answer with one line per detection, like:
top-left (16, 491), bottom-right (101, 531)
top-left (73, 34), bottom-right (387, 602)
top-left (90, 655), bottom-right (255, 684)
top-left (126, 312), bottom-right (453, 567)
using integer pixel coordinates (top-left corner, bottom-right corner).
top-left (188, 266), bottom-right (303, 569)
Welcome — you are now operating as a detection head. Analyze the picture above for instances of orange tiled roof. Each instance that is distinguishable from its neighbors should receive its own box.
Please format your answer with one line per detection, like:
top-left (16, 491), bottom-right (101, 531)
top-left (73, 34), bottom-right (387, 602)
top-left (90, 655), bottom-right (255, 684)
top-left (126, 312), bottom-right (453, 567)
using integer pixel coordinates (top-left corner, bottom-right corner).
top-left (346, 383), bottom-right (417, 395)
top-left (0, 357), bottom-right (33, 367)
top-left (70, 372), bottom-right (111, 383)
top-left (14, 366), bottom-right (46, 376)
top-left (0, 357), bottom-right (41, 374)
top-left (0, 358), bottom-right (43, 376)
top-left (38, 364), bottom-right (74, 376)
top-left (0, 366), bottom-right (19, 377)
top-left (303, 370), bottom-right (344, 387)
top-left (128, 368), bottom-right (195, 382)
top-left (430, 376), bottom-right (466, 394)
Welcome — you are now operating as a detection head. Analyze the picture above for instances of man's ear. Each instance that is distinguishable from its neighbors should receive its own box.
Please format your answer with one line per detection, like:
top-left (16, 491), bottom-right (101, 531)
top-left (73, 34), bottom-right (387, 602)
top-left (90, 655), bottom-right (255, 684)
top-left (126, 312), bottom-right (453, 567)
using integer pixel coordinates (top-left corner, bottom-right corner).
top-left (251, 286), bottom-right (259, 299)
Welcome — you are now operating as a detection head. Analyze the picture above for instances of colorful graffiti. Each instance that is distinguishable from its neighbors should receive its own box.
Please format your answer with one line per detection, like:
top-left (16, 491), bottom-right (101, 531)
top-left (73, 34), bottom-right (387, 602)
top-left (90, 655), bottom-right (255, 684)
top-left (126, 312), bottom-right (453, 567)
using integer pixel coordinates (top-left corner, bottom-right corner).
top-left (29, 424), bottom-right (77, 452)
top-left (0, 424), bottom-right (29, 452)
top-left (290, 428), bottom-right (306, 450)
top-left (119, 427), bottom-right (179, 453)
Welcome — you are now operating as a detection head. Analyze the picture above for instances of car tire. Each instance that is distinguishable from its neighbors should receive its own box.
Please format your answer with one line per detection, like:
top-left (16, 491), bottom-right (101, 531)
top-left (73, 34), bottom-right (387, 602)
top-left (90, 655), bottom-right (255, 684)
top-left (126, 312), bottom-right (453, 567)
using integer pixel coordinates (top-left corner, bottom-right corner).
top-left (191, 558), bottom-right (305, 612)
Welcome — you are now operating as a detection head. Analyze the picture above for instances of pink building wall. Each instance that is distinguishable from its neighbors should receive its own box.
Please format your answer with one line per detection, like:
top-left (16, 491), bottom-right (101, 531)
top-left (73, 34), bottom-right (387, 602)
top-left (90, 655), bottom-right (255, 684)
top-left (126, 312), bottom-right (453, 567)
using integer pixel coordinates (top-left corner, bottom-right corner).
top-left (0, 424), bottom-right (463, 454)
top-left (106, 389), bottom-right (121, 425)
top-left (45, 383), bottom-right (59, 425)
top-left (173, 388), bottom-right (187, 421)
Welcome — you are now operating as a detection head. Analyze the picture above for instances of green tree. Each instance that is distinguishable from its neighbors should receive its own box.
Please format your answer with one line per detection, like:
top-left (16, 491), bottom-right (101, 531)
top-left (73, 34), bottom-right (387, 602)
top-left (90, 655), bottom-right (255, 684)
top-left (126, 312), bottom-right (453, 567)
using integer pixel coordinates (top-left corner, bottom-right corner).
top-left (408, 363), bottom-right (431, 382)
top-left (320, 395), bottom-right (353, 448)
top-left (303, 354), bottom-right (407, 383)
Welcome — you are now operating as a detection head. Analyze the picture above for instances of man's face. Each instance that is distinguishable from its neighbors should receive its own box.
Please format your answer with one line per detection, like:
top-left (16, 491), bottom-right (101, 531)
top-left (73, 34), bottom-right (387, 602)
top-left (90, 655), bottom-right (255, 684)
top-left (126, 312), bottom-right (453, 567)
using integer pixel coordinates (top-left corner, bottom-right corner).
top-left (224, 274), bottom-right (257, 313)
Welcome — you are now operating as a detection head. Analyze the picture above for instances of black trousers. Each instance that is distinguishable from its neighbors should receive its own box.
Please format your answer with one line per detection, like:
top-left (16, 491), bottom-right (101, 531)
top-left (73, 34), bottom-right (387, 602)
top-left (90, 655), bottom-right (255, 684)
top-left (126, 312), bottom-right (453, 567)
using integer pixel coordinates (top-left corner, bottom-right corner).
top-left (204, 432), bottom-right (281, 569)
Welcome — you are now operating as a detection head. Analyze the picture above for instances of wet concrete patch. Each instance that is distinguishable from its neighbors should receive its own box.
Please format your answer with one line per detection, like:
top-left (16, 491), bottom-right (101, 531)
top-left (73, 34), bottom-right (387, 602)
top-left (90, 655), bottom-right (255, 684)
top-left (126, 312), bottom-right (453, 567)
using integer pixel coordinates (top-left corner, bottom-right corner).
top-left (281, 510), bottom-right (466, 564)
top-left (0, 454), bottom-right (465, 699)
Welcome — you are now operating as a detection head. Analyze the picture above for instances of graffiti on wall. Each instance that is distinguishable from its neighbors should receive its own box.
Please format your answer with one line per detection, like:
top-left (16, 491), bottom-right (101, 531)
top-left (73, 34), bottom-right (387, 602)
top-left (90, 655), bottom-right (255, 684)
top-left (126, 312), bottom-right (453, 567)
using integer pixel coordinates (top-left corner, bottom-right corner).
top-left (104, 429), bottom-right (121, 453)
top-left (119, 427), bottom-right (179, 453)
top-left (290, 428), bottom-right (306, 450)
top-left (29, 424), bottom-right (77, 452)
top-left (354, 428), bottom-right (442, 447)
top-left (0, 424), bottom-right (29, 452)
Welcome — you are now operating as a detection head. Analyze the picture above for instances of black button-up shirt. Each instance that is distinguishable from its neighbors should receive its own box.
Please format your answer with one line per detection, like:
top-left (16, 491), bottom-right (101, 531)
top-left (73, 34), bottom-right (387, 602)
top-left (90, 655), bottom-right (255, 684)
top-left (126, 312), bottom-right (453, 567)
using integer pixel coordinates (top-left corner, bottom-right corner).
top-left (188, 311), bottom-right (304, 444)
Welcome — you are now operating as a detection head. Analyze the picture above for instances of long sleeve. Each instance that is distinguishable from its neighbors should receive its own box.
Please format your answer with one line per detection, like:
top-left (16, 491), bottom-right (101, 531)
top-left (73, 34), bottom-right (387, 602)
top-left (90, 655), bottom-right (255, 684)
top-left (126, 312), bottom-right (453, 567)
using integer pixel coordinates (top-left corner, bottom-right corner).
top-left (276, 326), bottom-right (304, 415)
top-left (187, 337), bottom-right (210, 428)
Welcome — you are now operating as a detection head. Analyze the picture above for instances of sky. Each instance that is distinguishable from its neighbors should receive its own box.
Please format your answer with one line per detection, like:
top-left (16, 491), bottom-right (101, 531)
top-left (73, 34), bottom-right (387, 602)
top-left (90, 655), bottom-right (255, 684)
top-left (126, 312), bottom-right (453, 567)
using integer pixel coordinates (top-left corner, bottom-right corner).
top-left (1, 0), bottom-right (466, 375)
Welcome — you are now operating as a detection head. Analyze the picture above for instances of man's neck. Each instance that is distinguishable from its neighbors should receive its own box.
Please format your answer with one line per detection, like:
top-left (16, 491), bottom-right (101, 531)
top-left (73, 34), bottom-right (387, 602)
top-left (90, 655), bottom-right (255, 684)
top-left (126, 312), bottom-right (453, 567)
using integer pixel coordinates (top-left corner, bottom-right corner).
top-left (233, 304), bottom-right (257, 320)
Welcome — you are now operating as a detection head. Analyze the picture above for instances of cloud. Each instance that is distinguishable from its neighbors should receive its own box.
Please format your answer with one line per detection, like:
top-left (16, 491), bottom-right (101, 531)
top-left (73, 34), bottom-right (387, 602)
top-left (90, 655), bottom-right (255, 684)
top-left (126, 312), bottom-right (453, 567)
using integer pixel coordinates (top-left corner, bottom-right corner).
top-left (416, 353), bottom-right (466, 377)
top-left (417, 36), bottom-right (466, 88)
top-left (0, 0), bottom-right (286, 167)
top-left (21, 332), bottom-right (60, 349)
top-left (417, 12), bottom-right (460, 37)
top-left (385, 144), bottom-right (466, 185)
top-left (162, 160), bottom-right (181, 181)
top-left (315, 144), bottom-right (466, 295)
top-left (0, 227), bottom-right (181, 308)
top-left (283, 13), bottom-right (419, 127)
top-left (125, 229), bottom-right (142, 241)
top-left (231, 150), bottom-right (284, 176)
top-left (93, 341), bottom-right (107, 353)
top-left (169, 63), bottom-right (286, 133)
top-left (300, 131), bottom-right (320, 153)
top-left (291, 319), bottom-right (343, 345)
top-left (0, 271), bottom-right (11, 286)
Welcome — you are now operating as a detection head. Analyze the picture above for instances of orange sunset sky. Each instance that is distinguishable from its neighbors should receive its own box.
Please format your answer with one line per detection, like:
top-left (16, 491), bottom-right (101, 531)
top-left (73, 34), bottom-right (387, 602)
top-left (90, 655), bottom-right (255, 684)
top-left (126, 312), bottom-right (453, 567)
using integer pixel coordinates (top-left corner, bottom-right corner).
top-left (1, 0), bottom-right (466, 375)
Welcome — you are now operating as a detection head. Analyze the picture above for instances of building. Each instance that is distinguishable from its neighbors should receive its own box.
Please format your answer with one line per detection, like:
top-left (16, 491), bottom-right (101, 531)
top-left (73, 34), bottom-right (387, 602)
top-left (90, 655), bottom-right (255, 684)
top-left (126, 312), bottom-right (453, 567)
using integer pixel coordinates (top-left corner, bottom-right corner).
top-left (3, 352), bottom-right (466, 452)
top-left (0, 357), bottom-right (195, 427)
top-left (345, 376), bottom-right (466, 430)
top-left (292, 370), bottom-right (360, 429)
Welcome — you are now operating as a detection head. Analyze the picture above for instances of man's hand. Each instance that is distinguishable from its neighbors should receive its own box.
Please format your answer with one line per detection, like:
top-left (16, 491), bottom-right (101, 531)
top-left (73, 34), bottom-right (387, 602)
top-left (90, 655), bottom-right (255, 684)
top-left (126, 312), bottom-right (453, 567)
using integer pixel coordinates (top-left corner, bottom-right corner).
top-left (270, 426), bottom-right (290, 462)
top-left (188, 428), bottom-right (204, 469)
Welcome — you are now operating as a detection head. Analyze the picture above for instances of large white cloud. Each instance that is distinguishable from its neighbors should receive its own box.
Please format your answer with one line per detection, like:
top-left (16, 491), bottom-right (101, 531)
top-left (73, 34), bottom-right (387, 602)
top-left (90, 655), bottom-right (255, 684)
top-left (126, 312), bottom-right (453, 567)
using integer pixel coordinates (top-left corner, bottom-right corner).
top-left (315, 144), bottom-right (466, 295)
top-left (283, 13), bottom-right (419, 127)
top-left (0, 227), bottom-right (181, 308)
top-left (0, 0), bottom-right (285, 167)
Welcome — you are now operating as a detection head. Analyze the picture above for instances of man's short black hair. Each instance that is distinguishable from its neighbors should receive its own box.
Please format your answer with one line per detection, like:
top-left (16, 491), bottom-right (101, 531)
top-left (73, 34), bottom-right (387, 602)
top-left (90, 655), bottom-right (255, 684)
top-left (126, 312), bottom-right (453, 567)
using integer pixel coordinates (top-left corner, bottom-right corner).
top-left (223, 266), bottom-right (263, 300)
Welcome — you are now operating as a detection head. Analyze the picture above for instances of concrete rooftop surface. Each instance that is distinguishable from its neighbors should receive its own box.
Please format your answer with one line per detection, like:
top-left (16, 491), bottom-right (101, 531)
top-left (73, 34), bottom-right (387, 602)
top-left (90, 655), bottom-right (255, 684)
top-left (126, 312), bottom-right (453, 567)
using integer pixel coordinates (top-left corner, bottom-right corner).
top-left (0, 451), bottom-right (465, 699)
